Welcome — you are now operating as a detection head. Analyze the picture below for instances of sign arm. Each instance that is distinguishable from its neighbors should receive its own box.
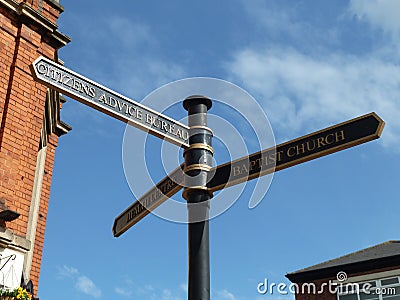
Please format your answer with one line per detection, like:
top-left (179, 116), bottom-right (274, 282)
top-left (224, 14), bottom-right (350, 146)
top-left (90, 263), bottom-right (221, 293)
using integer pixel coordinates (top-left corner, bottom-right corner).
top-left (208, 112), bottom-right (385, 192)
top-left (30, 56), bottom-right (190, 148)
top-left (112, 163), bottom-right (184, 237)
top-left (114, 112), bottom-right (384, 233)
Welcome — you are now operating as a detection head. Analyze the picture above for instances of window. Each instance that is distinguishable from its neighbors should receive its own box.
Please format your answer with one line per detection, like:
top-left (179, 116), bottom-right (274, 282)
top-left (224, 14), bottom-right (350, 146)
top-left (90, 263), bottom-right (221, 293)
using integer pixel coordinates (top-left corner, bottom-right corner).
top-left (338, 276), bottom-right (400, 300)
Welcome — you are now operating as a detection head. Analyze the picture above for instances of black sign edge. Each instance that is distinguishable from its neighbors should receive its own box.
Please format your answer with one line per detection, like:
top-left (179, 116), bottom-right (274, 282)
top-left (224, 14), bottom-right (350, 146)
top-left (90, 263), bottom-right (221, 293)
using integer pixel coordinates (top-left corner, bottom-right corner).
top-left (30, 56), bottom-right (190, 149)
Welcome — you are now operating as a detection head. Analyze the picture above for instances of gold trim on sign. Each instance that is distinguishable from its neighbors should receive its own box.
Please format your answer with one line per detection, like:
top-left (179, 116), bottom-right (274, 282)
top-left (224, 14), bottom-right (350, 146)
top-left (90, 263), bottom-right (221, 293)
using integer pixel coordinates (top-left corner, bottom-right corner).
top-left (183, 143), bottom-right (214, 155)
top-left (189, 125), bottom-right (214, 136)
top-left (182, 186), bottom-right (213, 200)
top-left (184, 164), bottom-right (212, 173)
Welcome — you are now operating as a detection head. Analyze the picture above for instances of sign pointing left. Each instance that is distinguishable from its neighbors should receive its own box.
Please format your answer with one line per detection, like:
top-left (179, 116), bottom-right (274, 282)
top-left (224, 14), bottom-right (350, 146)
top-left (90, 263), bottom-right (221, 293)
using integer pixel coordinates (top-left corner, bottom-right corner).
top-left (30, 56), bottom-right (190, 148)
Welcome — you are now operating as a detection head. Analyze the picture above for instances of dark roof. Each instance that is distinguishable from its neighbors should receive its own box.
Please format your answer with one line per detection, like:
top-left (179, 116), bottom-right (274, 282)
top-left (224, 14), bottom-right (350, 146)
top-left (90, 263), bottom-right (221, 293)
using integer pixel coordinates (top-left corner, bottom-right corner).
top-left (286, 240), bottom-right (400, 283)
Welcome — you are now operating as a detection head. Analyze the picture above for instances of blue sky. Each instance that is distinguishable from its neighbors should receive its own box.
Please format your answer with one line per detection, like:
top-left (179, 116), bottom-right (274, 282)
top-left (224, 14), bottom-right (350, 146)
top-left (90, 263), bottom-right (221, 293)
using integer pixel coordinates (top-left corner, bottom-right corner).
top-left (39, 1), bottom-right (400, 299)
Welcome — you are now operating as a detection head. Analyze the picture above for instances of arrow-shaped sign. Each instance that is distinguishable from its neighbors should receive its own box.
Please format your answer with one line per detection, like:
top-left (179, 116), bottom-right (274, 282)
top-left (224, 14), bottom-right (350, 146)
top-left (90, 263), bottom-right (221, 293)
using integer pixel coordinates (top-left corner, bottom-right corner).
top-left (30, 56), bottom-right (190, 148)
top-left (113, 163), bottom-right (184, 237)
top-left (113, 112), bottom-right (384, 236)
top-left (207, 112), bottom-right (384, 192)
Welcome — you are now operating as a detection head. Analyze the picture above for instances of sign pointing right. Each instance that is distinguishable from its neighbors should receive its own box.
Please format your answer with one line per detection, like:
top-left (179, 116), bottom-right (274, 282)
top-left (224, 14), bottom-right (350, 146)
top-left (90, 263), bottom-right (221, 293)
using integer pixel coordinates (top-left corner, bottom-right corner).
top-left (207, 112), bottom-right (385, 192)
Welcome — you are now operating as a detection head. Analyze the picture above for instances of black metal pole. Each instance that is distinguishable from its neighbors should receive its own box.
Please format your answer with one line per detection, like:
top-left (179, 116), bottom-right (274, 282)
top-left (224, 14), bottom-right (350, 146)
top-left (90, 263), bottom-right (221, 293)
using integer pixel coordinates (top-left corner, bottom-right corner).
top-left (183, 96), bottom-right (213, 300)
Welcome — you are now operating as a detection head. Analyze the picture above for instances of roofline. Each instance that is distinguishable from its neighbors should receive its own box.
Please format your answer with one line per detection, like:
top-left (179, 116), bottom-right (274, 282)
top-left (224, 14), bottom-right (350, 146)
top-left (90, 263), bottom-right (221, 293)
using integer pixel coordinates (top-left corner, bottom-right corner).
top-left (286, 255), bottom-right (400, 283)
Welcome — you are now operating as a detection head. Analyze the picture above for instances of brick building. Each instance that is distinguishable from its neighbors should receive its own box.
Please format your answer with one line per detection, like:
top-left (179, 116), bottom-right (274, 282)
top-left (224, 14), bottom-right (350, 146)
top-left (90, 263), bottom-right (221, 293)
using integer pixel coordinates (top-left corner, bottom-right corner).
top-left (0, 0), bottom-right (69, 296)
top-left (286, 240), bottom-right (400, 300)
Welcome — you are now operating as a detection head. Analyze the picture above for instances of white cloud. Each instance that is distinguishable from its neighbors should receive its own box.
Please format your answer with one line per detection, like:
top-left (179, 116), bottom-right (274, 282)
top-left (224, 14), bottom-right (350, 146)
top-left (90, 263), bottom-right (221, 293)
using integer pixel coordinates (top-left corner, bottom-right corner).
top-left (57, 265), bottom-right (79, 279)
top-left (216, 289), bottom-right (236, 300)
top-left (108, 17), bottom-right (154, 48)
top-left (180, 283), bottom-right (188, 293)
top-left (144, 284), bottom-right (155, 292)
top-left (227, 47), bottom-right (400, 149)
top-left (227, 0), bottom-right (400, 150)
top-left (349, 0), bottom-right (400, 38)
top-left (75, 276), bottom-right (102, 298)
top-left (57, 265), bottom-right (102, 298)
top-left (115, 287), bottom-right (133, 297)
top-left (161, 289), bottom-right (182, 300)
top-left (114, 279), bottom-right (184, 300)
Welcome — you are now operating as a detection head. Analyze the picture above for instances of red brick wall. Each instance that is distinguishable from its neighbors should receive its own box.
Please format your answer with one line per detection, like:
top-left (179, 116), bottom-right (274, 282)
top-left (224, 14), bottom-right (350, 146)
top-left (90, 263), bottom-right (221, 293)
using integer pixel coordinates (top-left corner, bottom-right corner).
top-left (0, 0), bottom-right (66, 291)
top-left (21, 0), bottom-right (61, 24)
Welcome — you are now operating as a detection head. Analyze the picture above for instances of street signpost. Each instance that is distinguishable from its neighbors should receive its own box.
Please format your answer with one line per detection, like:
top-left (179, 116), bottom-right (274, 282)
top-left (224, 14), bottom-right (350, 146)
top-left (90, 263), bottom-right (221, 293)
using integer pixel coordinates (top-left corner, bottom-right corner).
top-left (30, 56), bottom-right (190, 148)
top-left (182, 97), bottom-right (214, 300)
top-left (31, 57), bottom-right (385, 300)
top-left (112, 112), bottom-right (384, 237)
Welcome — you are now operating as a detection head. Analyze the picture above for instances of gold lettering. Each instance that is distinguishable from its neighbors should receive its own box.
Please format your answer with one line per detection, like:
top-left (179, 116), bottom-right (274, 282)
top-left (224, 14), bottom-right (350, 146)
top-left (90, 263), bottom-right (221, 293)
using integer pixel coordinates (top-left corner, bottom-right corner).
top-left (306, 140), bottom-right (316, 151)
top-left (317, 137), bottom-right (326, 148)
top-left (233, 166), bottom-right (241, 177)
top-left (151, 191), bottom-right (157, 203)
top-left (277, 151), bottom-right (284, 162)
top-left (249, 160), bottom-right (257, 171)
top-left (325, 133), bottom-right (335, 144)
top-left (166, 179), bottom-right (173, 190)
top-left (296, 143), bottom-right (306, 155)
top-left (132, 207), bottom-right (138, 216)
top-left (267, 153), bottom-right (276, 164)
top-left (256, 157), bottom-right (264, 168)
top-left (241, 164), bottom-right (249, 175)
top-left (287, 147), bottom-right (296, 157)
top-left (161, 184), bottom-right (168, 195)
top-left (335, 130), bottom-right (345, 142)
top-left (130, 205), bottom-right (142, 220)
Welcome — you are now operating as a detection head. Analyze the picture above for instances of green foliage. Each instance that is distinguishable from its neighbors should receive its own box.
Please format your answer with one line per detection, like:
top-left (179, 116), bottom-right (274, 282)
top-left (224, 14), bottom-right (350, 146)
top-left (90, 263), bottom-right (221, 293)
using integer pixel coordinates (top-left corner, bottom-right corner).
top-left (0, 287), bottom-right (32, 300)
